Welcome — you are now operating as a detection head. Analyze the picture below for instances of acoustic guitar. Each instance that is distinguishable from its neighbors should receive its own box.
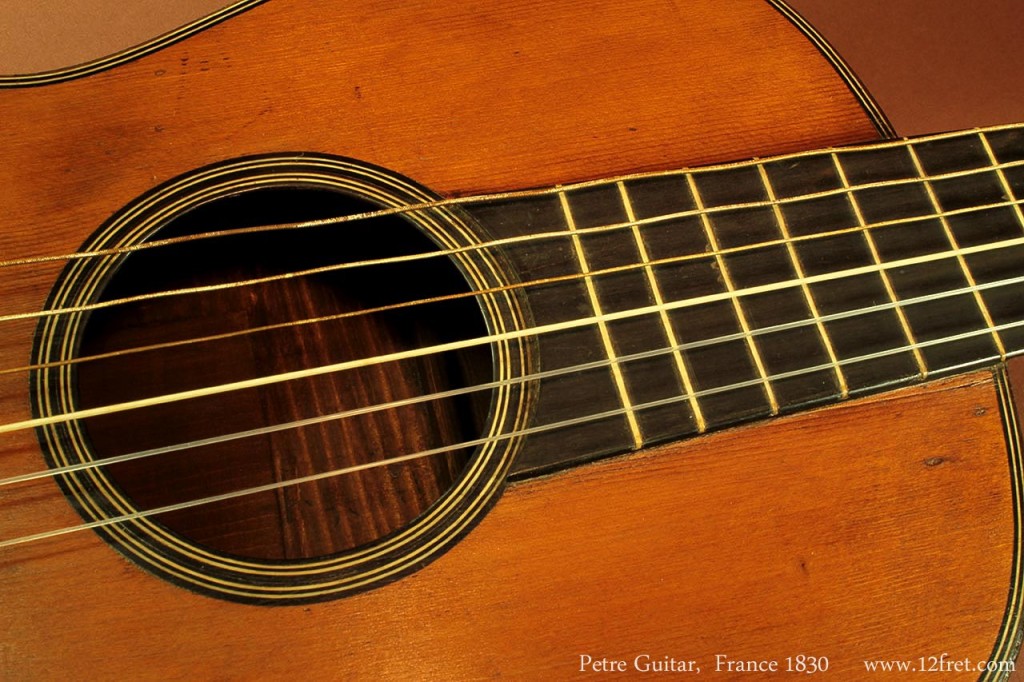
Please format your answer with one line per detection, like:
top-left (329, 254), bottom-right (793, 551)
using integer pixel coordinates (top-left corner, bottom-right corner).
top-left (1, 0), bottom-right (1022, 678)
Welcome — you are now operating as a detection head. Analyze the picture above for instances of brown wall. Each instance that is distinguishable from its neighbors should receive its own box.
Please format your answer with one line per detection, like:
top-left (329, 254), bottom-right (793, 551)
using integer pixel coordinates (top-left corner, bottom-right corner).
top-left (792, 0), bottom-right (1024, 135)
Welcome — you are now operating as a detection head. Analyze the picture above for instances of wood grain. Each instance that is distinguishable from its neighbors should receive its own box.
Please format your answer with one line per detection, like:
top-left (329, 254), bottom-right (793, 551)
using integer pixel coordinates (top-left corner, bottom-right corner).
top-left (3, 0), bottom-right (1016, 677)
top-left (2, 372), bottom-right (1015, 678)
top-left (0, 0), bottom-right (879, 419)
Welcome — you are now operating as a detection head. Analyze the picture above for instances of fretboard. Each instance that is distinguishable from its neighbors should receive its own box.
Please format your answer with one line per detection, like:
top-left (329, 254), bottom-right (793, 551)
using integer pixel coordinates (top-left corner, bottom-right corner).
top-left (465, 124), bottom-right (1024, 476)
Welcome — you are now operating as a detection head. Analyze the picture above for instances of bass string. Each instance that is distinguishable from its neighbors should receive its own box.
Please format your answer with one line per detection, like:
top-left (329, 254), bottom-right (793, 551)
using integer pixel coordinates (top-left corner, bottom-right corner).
top-left (4, 270), bottom-right (1024, 490)
top-left (1, 194), bottom-right (1022, 378)
top-left (3, 225), bottom-right (1023, 437)
top-left (1, 319), bottom-right (1020, 552)
top-left (1, 122), bottom-right (1021, 272)
top-left (3, 166), bottom-right (1024, 327)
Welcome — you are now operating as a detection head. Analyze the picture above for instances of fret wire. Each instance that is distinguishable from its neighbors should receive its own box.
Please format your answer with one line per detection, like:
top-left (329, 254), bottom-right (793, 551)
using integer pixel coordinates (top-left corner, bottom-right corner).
top-left (686, 173), bottom-right (780, 415)
top-left (8, 227), bottom-right (1024, 437)
top-left (757, 164), bottom-right (849, 397)
top-left (907, 144), bottom-right (1007, 360)
top-left (616, 181), bottom-right (707, 433)
top-left (831, 152), bottom-right (929, 378)
top-left (7, 313), bottom-right (1024, 553)
top-left (5, 127), bottom-right (1024, 274)
top-left (979, 131), bottom-right (1024, 234)
top-left (557, 189), bottom-right (644, 448)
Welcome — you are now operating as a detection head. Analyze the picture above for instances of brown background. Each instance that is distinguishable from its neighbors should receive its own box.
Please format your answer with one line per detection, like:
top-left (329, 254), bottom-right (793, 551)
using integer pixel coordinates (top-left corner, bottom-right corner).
top-left (0, 0), bottom-right (1022, 136)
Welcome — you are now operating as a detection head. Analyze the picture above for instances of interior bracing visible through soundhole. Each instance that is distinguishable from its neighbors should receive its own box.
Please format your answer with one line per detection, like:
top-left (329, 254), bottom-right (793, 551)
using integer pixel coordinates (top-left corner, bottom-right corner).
top-left (31, 155), bottom-right (533, 604)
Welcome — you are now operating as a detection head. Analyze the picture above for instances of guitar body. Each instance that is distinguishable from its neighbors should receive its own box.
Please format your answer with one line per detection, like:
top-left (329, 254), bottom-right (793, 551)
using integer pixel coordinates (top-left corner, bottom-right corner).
top-left (1, 0), bottom-right (1020, 677)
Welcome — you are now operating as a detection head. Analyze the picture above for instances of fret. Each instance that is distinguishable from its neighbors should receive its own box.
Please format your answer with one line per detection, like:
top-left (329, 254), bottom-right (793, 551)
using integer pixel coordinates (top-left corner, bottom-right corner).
top-left (831, 152), bottom-right (929, 378)
top-left (975, 129), bottom-right (1024, 356)
top-left (918, 130), bottom-right (1024, 359)
top-left (558, 190), bottom-right (644, 449)
top-left (464, 195), bottom-right (639, 474)
top-left (910, 131), bottom-right (994, 174)
top-left (762, 153), bottom-right (920, 394)
top-left (979, 131), bottom-right (1024, 233)
top-left (848, 144), bottom-right (1000, 371)
top-left (756, 163), bottom-right (848, 398)
top-left (985, 127), bottom-right (1024, 185)
top-left (685, 173), bottom-right (780, 415)
top-left (628, 174), bottom-right (772, 430)
top-left (455, 124), bottom-right (1024, 478)
top-left (616, 181), bottom-right (707, 433)
top-left (839, 142), bottom-right (920, 185)
top-left (693, 164), bottom-right (843, 411)
top-left (907, 144), bottom-right (1007, 361)
top-left (560, 183), bottom-right (701, 445)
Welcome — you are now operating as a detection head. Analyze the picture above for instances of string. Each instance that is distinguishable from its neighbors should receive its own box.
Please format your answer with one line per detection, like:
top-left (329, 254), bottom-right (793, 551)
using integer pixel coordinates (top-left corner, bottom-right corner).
top-left (5, 225), bottom-right (1023, 437)
top-left (4, 173), bottom-right (1024, 328)
top-left (1, 123), bottom-right (1021, 549)
top-left (2, 194), bottom-right (1022, 383)
top-left (4, 269), bottom-right (1023, 490)
top-left (2, 316), bottom-right (1019, 551)
top-left (1, 122), bottom-right (1020, 272)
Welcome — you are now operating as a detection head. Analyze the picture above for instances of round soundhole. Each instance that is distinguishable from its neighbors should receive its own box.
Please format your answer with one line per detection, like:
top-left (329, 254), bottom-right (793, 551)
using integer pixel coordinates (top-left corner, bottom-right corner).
top-left (33, 156), bottom-right (530, 602)
top-left (77, 185), bottom-right (492, 559)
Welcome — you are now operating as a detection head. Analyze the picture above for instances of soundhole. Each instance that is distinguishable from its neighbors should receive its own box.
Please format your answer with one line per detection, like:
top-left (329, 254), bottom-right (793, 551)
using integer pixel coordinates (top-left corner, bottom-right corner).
top-left (33, 156), bottom-right (529, 602)
top-left (71, 186), bottom-right (496, 561)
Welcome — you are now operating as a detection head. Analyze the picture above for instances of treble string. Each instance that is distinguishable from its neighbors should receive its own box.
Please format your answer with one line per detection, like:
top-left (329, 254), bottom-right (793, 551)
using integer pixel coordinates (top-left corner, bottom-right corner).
top-left (3, 222), bottom-right (1023, 437)
top-left (1, 122), bottom-right (1021, 273)
top-left (3, 269), bottom-right (1024, 491)
top-left (1, 315), bottom-right (1019, 552)
top-left (5, 228), bottom-right (1024, 435)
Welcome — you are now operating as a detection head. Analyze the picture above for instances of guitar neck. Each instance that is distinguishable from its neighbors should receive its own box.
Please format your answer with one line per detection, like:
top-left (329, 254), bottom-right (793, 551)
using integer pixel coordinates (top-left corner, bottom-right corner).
top-left (472, 124), bottom-right (1024, 477)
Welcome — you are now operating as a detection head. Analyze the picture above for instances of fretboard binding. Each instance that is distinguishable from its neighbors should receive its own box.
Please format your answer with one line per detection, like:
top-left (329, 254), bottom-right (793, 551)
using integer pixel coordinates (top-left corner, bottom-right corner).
top-left (831, 152), bottom-right (929, 377)
top-left (659, 122), bottom-right (1023, 177)
top-left (687, 173), bottom-right (780, 415)
top-left (558, 190), bottom-right (645, 449)
top-left (758, 163), bottom-right (849, 397)
top-left (617, 181), bottom-right (707, 433)
top-left (907, 145), bottom-right (1007, 361)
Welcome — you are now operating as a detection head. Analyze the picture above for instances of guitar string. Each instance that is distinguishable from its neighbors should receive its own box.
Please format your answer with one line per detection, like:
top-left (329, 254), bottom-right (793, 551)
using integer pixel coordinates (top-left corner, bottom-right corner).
top-left (3, 162), bottom-right (1023, 328)
top-left (0, 123), bottom-right (1020, 271)
top-left (1, 318), bottom-right (1019, 552)
top-left (0, 127), bottom-right (1019, 547)
top-left (4, 226), bottom-right (1023, 436)
top-left (3, 194), bottom-right (1019, 378)
top-left (3, 269), bottom-right (1023, 490)
top-left (1, 131), bottom-right (1018, 385)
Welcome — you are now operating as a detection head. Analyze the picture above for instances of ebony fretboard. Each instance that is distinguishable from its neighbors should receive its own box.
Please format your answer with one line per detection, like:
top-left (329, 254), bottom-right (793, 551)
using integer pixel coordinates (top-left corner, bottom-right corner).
top-left (466, 125), bottom-right (1024, 476)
